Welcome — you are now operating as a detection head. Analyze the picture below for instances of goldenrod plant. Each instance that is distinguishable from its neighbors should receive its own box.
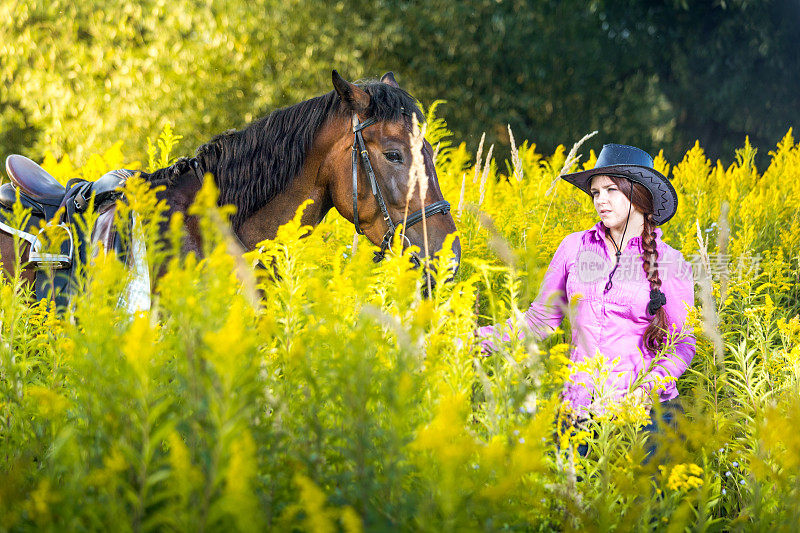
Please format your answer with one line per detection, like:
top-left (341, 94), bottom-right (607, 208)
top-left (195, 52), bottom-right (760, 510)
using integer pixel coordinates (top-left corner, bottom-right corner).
top-left (1, 117), bottom-right (799, 531)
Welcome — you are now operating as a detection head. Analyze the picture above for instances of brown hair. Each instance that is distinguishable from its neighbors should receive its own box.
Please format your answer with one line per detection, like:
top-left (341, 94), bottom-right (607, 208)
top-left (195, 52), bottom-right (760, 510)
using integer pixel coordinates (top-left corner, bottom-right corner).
top-left (604, 175), bottom-right (668, 350)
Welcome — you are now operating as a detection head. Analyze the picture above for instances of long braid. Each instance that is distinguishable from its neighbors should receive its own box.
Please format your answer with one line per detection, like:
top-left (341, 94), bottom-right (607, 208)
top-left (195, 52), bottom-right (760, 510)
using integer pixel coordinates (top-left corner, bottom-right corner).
top-left (604, 176), bottom-right (670, 350)
top-left (641, 213), bottom-right (668, 350)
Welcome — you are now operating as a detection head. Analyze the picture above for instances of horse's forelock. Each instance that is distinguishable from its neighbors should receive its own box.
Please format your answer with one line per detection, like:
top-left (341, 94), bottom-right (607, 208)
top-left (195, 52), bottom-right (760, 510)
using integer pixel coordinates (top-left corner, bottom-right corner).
top-left (358, 80), bottom-right (424, 124)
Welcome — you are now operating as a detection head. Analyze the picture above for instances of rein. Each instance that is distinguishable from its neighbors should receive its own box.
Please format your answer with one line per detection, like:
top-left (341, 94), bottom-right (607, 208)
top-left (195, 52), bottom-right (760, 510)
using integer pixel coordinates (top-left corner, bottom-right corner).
top-left (350, 113), bottom-right (450, 263)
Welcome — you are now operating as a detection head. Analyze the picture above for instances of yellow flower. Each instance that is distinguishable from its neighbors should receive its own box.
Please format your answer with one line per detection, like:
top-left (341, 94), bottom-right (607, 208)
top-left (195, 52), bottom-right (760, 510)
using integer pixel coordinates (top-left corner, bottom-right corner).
top-left (223, 431), bottom-right (260, 530)
top-left (411, 392), bottom-right (476, 466)
top-left (778, 315), bottom-right (800, 341)
top-left (293, 474), bottom-right (337, 533)
top-left (340, 506), bottom-right (363, 533)
top-left (604, 395), bottom-right (651, 427)
top-left (87, 446), bottom-right (128, 488)
top-left (24, 479), bottom-right (58, 525)
top-left (763, 294), bottom-right (775, 322)
top-left (26, 386), bottom-right (69, 418)
top-left (122, 315), bottom-right (157, 379)
top-left (662, 463), bottom-right (704, 492)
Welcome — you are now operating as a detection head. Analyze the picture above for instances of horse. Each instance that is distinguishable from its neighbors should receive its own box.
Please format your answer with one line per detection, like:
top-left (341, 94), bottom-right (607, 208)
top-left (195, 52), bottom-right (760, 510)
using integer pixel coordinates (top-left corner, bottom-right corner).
top-left (0, 71), bottom-right (461, 303)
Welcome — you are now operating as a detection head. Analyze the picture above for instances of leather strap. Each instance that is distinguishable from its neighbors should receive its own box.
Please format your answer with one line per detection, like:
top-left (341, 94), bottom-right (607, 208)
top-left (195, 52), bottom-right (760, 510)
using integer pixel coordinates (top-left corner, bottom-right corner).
top-left (352, 115), bottom-right (380, 235)
top-left (352, 131), bottom-right (361, 234)
top-left (404, 200), bottom-right (450, 229)
top-left (355, 120), bottom-right (394, 235)
top-left (350, 113), bottom-right (451, 263)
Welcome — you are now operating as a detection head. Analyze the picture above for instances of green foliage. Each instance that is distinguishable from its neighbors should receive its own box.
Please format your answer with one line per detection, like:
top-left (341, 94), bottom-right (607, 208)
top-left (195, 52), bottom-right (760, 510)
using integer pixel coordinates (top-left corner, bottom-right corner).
top-left (598, 0), bottom-right (800, 162)
top-left (2, 1), bottom-right (796, 168)
top-left (0, 0), bottom-right (378, 162)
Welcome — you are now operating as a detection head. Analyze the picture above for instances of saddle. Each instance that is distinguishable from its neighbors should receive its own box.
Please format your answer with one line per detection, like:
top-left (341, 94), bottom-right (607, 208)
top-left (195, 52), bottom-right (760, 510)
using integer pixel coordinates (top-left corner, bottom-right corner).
top-left (0, 154), bottom-right (136, 306)
top-left (1, 155), bottom-right (130, 219)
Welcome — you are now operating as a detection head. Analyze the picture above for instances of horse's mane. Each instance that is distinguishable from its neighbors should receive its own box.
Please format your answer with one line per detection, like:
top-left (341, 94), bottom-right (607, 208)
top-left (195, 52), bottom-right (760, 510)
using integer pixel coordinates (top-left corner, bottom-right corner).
top-left (152, 80), bottom-right (422, 229)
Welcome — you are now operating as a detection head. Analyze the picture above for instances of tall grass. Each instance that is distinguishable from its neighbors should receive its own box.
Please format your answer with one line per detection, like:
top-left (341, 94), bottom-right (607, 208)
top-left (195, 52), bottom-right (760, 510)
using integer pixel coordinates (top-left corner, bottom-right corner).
top-left (1, 118), bottom-right (799, 531)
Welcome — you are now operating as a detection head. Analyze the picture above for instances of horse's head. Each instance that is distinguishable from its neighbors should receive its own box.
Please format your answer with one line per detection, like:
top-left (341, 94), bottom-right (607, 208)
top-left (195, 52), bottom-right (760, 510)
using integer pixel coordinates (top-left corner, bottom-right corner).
top-left (327, 70), bottom-right (461, 280)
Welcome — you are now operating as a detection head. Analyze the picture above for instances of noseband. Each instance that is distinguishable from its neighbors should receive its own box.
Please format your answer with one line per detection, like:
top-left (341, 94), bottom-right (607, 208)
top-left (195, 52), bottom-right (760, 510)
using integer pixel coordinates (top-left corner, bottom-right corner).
top-left (351, 113), bottom-right (451, 263)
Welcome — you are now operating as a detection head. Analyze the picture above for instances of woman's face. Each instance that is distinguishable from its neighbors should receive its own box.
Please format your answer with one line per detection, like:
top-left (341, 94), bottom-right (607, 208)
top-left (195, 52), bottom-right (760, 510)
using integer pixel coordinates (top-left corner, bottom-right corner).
top-left (589, 175), bottom-right (641, 231)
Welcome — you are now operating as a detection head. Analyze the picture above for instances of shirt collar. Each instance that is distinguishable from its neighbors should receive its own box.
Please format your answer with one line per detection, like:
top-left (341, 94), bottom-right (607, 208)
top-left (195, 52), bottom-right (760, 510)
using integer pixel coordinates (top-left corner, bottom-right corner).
top-left (586, 221), bottom-right (663, 250)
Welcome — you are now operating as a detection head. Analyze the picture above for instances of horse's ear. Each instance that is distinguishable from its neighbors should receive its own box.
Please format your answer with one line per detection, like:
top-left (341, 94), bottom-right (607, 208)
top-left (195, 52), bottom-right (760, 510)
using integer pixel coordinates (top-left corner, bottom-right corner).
top-left (332, 70), bottom-right (369, 113)
top-left (380, 71), bottom-right (400, 88)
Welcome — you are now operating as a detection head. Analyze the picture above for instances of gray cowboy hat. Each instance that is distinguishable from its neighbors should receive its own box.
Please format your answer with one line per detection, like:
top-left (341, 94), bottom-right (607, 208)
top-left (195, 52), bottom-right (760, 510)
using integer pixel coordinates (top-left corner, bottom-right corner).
top-left (561, 143), bottom-right (678, 225)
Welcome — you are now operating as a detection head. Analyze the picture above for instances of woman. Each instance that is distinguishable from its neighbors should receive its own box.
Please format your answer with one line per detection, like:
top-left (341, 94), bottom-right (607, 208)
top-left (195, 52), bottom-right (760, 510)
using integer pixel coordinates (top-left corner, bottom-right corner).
top-left (477, 144), bottom-right (695, 420)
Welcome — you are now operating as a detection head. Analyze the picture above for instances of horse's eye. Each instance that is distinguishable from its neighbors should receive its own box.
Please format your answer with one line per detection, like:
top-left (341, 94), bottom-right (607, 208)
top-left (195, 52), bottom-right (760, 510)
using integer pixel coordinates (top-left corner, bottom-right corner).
top-left (383, 151), bottom-right (403, 164)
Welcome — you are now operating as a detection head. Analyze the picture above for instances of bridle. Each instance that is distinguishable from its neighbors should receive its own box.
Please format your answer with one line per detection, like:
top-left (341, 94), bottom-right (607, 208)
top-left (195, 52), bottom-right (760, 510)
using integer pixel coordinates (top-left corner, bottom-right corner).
top-left (351, 113), bottom-right (450, 263)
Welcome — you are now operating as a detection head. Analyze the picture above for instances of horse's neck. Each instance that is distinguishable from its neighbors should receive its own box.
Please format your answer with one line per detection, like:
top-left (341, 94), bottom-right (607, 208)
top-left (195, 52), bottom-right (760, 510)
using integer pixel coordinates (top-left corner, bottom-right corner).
top-left (234, 121), bottom-right (341, 250)
top-left (158, 168), bottom-right (203, 211)
top-left (152, 160), bottom-right (319, 254)
top-left (235, 169), bottom-right (333, 249)
top-left (154, 169), bottom-right (206, 255)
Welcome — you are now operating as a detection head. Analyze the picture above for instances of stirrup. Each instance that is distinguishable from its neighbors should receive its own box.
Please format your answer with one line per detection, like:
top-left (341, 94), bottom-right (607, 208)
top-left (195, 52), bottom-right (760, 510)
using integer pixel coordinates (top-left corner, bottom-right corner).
top-left (0, 218), bottom-right (73, 269)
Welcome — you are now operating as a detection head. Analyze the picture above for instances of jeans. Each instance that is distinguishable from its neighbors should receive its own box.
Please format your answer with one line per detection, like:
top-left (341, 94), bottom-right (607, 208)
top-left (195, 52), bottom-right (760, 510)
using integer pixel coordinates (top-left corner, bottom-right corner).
top-left (642, 398), bottom-right (684, 461)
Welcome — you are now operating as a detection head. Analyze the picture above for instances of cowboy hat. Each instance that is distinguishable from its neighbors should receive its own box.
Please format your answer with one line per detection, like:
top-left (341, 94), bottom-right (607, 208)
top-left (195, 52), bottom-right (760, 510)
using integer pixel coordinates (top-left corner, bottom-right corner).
top-left (561, 143), bottom-right (678, 225)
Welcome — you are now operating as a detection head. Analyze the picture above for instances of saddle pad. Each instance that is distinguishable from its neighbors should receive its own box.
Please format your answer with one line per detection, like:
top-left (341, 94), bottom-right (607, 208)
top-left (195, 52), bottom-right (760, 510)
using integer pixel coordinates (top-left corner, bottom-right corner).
top-left (117, 214), bottom-right (151, 313)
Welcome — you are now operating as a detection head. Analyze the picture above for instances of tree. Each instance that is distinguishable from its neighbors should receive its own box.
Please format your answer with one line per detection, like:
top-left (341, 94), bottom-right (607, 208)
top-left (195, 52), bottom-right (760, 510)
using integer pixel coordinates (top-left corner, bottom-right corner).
top-left (0, 0), bottom-right (384, 162)
top-left (1, 0), bottom-right (797, 167)
top-left (596, 0), bottom-right (800, 162)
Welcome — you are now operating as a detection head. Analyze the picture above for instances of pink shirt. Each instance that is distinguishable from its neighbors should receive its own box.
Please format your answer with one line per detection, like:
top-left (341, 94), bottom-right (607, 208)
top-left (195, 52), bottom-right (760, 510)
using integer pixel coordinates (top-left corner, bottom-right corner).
top-left (476, 222), bottom-right (695, 413)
